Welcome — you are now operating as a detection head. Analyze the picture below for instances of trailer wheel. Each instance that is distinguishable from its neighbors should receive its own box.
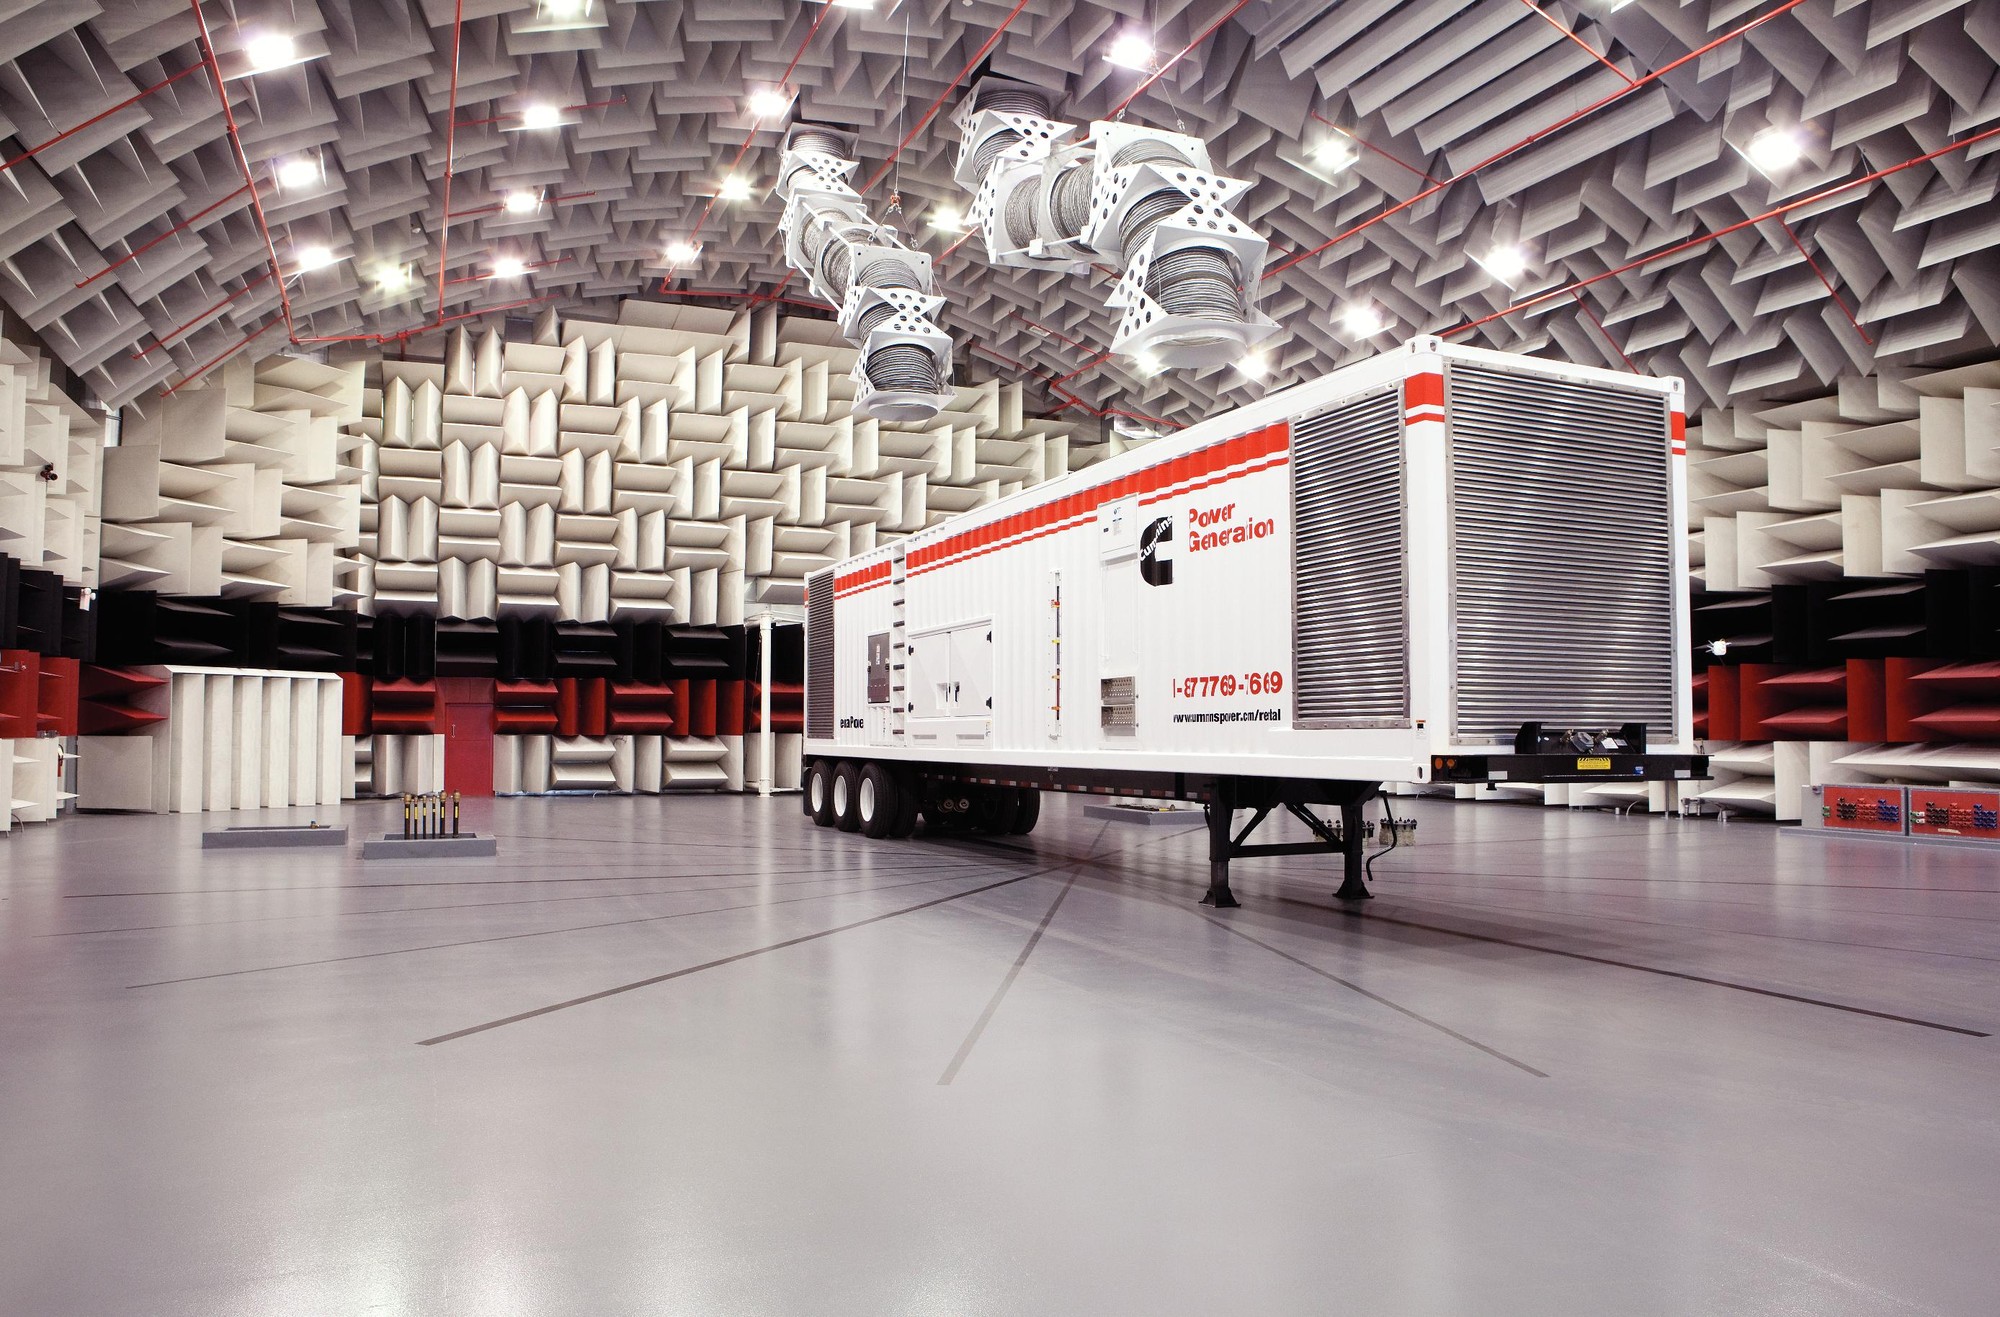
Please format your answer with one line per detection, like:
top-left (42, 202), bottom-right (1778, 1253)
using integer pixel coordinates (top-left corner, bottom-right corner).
top-left (857, 763), bottom-right (900, 838)
top-left (888, 768), bottom-right (922, 838)
top-left (833, 762), bottom-right (864, 832)
top-left (807, 760), bottom-right (837, 827)
top-left (1008, 789), bottom-right (1041, 835)
top-left (970, 786), bottom-right (1014, 834)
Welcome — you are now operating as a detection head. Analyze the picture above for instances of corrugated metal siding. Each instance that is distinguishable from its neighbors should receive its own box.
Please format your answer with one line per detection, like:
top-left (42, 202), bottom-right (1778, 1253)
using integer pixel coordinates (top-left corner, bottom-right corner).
top-left (806, 567), bottom-right (835, 739)
top-left (1291, 388), bottom-right (1410, 727)
top-left (1446, 362), bottom-right (1676, 742)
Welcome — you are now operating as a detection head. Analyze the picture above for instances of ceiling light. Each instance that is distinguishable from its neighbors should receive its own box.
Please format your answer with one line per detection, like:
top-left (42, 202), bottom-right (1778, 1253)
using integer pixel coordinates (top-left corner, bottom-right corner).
top-left (719, 175), bottom-right (753, 202)
top-left (1237, 352), bottom-right (1271, 380)
top-left (1134, 351), bottom-right (1163, 378)
top-left (375, 265), bottom-right (411, 293)
top-left (931, 206), bottom-right (965, 232)
top-left (1313, 139), bottom-right (1359, 173)
top-left (275, 157), bottom-right (320, 189)
top-left (747, 89), bottom-right (793, 119)
top-left (829, 0), bottom-right (875, 8)
top-left (244, 33), bottom-right (297, 72)
top-left (491, 256), bottom-right (527, 279)
top-left (540, 0), bottom-right (592, 18)
top-left (1342, 303), bottom-right (1385, 337)
top-left (664, 241), bottom-right (702, 266)
top-left (1106, 33), bottom-right (1154, 70)
top-left (295, 245), bottom-right (334, 273)
top-left (520, 104), bottom-right (563, 131)
top-left (503, 191), bottom-right (541, 215)
top-left (1747, 126), bottom-right (1803, 173)
top-left (1479, 245), bottom-right (1529, 281)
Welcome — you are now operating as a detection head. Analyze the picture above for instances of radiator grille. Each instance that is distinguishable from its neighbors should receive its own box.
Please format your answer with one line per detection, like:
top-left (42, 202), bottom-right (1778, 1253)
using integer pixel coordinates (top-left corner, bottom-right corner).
top-left (806, 567), bottom-right (835, 738)
top-left (1291, 388), bottom-right (1409, 727)
top-left (1447, 362), bottom-right (1676, 742)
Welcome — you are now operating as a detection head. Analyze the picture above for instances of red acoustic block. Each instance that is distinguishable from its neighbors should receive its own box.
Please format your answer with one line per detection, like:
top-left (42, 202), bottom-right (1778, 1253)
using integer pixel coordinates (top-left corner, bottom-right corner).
top-left (36, 656), bottom-right (79, 736)
top-left (0, 650), bottom-right (37, 739)
top-left (688, 680), bottom-right (717, 737)
top-left (579, 677), bottom-right (609, 738)
top-left (555, 679), bottom-right (581, 737)
top-left (341, 672), bottom-right (372, 737)
top-left (78, 664), bottom-right (171, 735)
top-left (371, 678), bottom-right (442, 734)
top-left (1707, 666), bottom-right (1741, 741)
top-left (1846, 659), bottom-right (1886, 744)
top-left (607, 683), bottom-right (676, 734)
top-left (1885, 658), bottom-right (1943, 742)
top-left (716, 679), bottom-right (746, 736)
top-left (1908, 706), bottom-right (2000, 741)
top-left (1761, 708), bottom-right (1847, 738)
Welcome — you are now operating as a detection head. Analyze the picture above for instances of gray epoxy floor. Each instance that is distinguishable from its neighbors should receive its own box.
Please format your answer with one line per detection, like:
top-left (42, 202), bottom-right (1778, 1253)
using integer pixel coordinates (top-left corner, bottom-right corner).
top-left (3, 793), bottom-right (1998, 1316)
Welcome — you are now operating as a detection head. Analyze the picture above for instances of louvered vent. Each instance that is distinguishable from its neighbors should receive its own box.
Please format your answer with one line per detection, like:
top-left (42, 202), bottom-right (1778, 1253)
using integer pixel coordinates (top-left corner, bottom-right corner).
top-left (1291, 388), bottom-right (1409, 727)
top-left (1447, 363), bottom-right (1676, 742)
top-left (806, 567), bottom-right (836, 739)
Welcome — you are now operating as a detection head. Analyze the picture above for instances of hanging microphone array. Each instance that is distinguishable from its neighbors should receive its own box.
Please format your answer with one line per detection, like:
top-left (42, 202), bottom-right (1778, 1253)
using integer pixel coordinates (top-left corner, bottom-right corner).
top-left (951, 78), bottom-right (1278, 371)
top-left (774, 125), bottom-right (955, 423)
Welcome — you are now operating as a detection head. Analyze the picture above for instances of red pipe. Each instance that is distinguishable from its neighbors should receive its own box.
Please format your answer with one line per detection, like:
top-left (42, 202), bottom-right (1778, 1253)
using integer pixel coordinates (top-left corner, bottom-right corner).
top-left (856, 0), bottom-right (1035, 197)
top-left (1781, 218), bottom-right (1872, 345)
top-left (1107, 0), bottom-right (1256, 121)
top-left (1266, 0), bottom-right (1813, 280)
top-left (187, 0), bottom-right (297, 340)
top-left (162, 318), bottom-right (283, 394)
top-left (1308, 112), bottom-right (1440, 184)
top-left (76, 183), bottom-right (251, 288)
top-left (1570, 291), bottom-right (1636, 371)
top-left (0, 61), bottom-right (211, 177)
top-left (1442, 122), bottom-right (2000, 339)
top-left (433, 0), bottom-right (466, 321)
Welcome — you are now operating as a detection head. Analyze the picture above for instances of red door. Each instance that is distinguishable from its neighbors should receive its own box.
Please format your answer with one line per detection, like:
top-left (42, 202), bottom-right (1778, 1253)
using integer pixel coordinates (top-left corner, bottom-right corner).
top-left (440, 678), bottom-right (495, 797)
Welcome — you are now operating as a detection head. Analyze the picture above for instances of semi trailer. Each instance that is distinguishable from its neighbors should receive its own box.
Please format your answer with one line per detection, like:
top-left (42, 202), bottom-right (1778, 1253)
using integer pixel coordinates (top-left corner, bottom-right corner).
top-left (800, 337), bottom-right (1707, 906)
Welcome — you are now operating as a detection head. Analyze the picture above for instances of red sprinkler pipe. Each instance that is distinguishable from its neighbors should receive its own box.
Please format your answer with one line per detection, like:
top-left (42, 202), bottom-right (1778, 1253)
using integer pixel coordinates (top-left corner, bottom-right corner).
top-left (76, 184), bottom-right (252, 288)
top-left (433, 0), bottom-right (466, 321)
top-left (162, 318), bottom-right (283, 394)
top-left (1781, 218), bottom-right (1872, 345)
top-left (1265, 0), bottom-right (1814, 280)
top-left (1570, 291), bottom-right (1636, 371)
top-left (1511, 0), bottom-right (1635, 85)
top-left (0, 62), bottom-right (211, 177)
top-left (130, 269), bottom-right (278, 358)
top-left (1441, 122), bottom-right (2000, 340)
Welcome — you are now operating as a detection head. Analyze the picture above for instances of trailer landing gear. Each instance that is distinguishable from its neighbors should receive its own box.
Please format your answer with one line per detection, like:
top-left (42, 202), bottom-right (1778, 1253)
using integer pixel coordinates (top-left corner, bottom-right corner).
top-left (1201, 779), bottom-right (1380, 908)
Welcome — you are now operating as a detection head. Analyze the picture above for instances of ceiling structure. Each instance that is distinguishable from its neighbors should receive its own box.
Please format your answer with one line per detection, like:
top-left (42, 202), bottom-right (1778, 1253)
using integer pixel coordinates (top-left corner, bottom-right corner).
top-left (0, 0), bottom-right (1997, 422)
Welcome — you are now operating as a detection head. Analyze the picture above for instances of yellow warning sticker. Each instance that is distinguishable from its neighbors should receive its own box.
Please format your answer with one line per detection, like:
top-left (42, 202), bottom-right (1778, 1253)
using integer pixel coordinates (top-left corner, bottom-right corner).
top-left (1576, 757), bottom-right (1612, 771)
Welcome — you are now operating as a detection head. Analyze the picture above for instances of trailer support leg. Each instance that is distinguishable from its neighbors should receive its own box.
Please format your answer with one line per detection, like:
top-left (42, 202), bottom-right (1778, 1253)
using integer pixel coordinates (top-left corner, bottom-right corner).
top-left (1334, 798), bottom-right (1373, 903)
top-left (1201, 795), bottom-right (1240, 908)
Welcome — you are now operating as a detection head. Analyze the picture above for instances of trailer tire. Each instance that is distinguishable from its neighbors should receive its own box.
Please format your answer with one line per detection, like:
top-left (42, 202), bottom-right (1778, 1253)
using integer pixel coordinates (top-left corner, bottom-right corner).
top-left (1008, 789), bottom-right (1041, 835)
top-left (970, 786), bottom-right (1014, 834)
top-left (857, 763), bottom-right (900, 838)
top-left (807, 760), bottom-right (837, 827)
top-left (888, 768), bottom-right (922, 838)
top-left (833, 762), bottom-right (864, 832)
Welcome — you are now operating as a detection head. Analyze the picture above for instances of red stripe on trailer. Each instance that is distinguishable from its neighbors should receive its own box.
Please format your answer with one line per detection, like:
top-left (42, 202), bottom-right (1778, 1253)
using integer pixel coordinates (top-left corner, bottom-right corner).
top-left (1404, 372), bottom-right (1443, 413)
top-left (1671, 409), bottom-right (1687, 456)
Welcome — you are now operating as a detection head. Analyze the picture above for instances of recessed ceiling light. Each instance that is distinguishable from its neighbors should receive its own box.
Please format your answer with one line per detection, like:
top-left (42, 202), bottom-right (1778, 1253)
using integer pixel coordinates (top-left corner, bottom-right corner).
top-left (1237, 352), bottom-right (1270, 379)
top-left (829, 0), bottom-right (875, 8)
top-left (503, 191), bottom-right (541, 214)
top-left (1134, 351), bottom-right (1163, 377)
top-left (376, 264), bottom-right (411, 293)
top-left (1747, 126), bottom-right (1803, 173)
top-left (1313, 139), bottom-right (1358, 172)
top-left (520, 104), bottom-right (563, 131)
top-left (747, 88), bottom-right (793, 119)
top-left (719, 175), bottom-right (753, 202)
top-left (1106, 33), bottom-right (1154, 70)
top-left (664, 241), bottom-right (702, 265)
top-left (491, 256), bottom-right (527, 279)
top-left (1342, 303), bottom-right (1385, 336)
top-left (244, 33), bottom-right (297, 72)
top-left (540, 0), bottom-right (592, 18)
top-left (931, 206), bottom-right (965, 232)
top-left (1480, 245), bottom-right (1529, 281)
top-left (275, 157), bottom-right (320, 189)
top-left (295, 245), bottom-right (334, 273)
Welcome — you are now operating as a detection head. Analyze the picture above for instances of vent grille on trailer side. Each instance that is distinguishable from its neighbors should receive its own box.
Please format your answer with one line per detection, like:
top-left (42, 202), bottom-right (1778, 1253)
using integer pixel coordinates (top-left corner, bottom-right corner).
top-left (1291, 388), bottom-right (1409, 727)
top-left (1446, 362), bottom-right (1676, 742)
top-left (806, 567), bottom-right (835, 739)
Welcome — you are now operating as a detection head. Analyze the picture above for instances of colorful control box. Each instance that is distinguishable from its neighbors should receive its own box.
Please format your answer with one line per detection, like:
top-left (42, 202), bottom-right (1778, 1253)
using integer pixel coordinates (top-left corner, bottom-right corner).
top-left (1908, 789), bottom-right (2000, 841)
top-left (1809, 784), bottom-right (1908, 834)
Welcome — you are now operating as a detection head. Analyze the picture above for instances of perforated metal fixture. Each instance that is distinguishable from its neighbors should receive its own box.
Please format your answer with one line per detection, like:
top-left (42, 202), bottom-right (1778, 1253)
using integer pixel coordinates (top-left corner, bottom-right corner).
top-left (806, 568), bottom-right (836, 739)
top-left (1446, 363), bottom-right (1677, 743)
top-left (1290, 388), bottom-right (1409, 728)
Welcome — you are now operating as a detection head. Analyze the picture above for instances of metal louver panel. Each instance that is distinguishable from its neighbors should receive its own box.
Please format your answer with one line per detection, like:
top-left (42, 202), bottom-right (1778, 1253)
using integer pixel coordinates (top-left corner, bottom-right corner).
top-left (1291, 388), bottom-right (1409, 727)
top-left (806, 567), bottom-right (836, 739)
top-left (1447, 363), bottom-right (1676, 742)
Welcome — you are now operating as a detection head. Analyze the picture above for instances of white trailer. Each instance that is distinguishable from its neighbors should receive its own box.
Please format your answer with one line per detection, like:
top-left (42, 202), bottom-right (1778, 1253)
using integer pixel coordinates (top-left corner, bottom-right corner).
top-left (801, 337), bottom-right (1707, 905)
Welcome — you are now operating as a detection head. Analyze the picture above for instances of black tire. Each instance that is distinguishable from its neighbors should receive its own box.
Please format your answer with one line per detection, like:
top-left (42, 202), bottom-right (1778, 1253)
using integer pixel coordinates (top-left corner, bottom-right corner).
top-left (970, 786), bottom-right (1014, 834)
top-left (807, 760), bottom-right (837, 827)
top-left (888, 767), bottom-right (922, 838)
top-left (858, 763), bottom-right (900, 839)
top-left (833, 762), bottom-right (864, 832)
top-left (1009, 788), bottom-right (1041, 835)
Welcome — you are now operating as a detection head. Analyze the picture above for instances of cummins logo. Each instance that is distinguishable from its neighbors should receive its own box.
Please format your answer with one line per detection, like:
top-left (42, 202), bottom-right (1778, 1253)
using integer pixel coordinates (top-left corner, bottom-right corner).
top-left (1140, 516), bottom-right (1174, 587)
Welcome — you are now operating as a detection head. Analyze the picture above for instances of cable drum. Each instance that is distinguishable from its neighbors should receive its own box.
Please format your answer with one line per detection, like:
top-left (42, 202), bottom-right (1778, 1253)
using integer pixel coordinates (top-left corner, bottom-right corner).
top-left (976, 87), bottom-right (1053, 118)
top-left (855, 258), bottom-right (925, 292)
top-left (1046, 166), bottom-right (1092, 239)
top-left (1004, 178), bottom-right (1042, 248)
top-left (969, 128), bottom-right (1024, 182)
top-left (864, 343), bottom-right (943, 394)
top-left (790, 129), bottom-right (850, 159)
top-left (1111, 140), bottom-right (1194, 170)
top-left (1118, 187), bottom-right (1190, 254)
top-left (819, 239), bottom-right (856, 300)
top-left (1144, 246), bottom-right (1246, 322)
